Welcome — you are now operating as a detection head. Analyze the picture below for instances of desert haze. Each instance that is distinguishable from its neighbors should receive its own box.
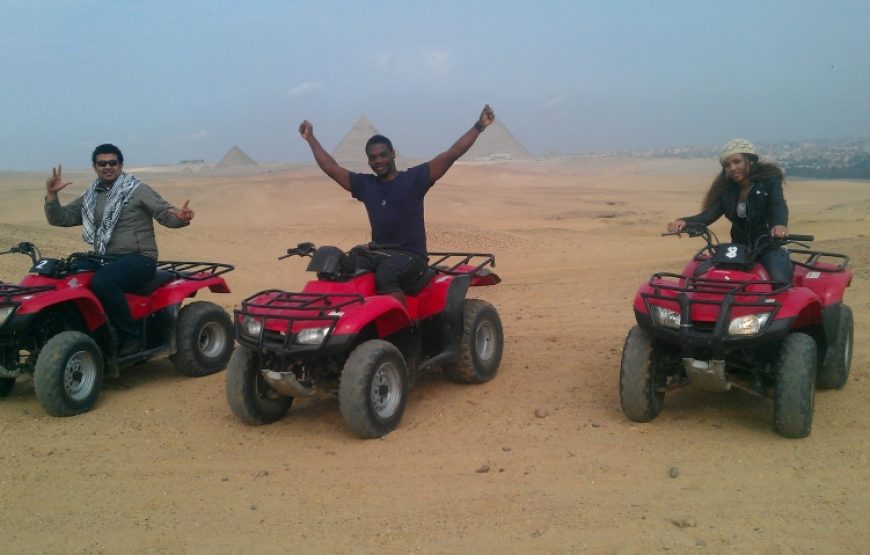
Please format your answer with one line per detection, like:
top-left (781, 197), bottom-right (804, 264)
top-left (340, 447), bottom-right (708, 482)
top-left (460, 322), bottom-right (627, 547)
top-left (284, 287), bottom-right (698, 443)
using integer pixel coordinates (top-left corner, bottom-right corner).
top-left (1, 157), bottom-right (868, 553)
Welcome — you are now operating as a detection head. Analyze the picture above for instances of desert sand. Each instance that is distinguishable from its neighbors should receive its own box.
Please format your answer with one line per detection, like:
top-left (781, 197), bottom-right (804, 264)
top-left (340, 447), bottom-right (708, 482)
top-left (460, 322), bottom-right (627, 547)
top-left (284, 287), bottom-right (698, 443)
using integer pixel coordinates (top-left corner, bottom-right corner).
top-left (1, 157), bottom-right (868, 554)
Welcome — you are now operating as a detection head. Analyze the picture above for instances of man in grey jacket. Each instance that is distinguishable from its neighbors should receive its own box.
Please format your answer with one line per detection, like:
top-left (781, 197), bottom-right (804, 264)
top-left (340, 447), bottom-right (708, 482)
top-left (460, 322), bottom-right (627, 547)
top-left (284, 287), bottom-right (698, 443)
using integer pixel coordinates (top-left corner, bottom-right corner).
top-left (44, 143), bottom-right (193, 356)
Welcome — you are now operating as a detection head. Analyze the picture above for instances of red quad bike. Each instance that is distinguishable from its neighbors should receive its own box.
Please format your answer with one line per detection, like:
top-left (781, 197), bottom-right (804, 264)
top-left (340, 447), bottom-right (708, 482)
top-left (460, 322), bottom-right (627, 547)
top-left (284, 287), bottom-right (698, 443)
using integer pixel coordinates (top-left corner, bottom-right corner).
top-left (619, 224), bottom-right (853, 438)
top-left (0, 241), bottom-right (235, 416)
top-left (226, 243), bottom-right (504, 438)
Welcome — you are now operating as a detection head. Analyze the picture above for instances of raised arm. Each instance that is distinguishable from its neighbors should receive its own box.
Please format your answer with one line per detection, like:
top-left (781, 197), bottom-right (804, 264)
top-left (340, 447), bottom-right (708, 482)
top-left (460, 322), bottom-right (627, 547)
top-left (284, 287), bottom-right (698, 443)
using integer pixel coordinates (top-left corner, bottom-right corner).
top-left (299, 120), bottom-right (351, 191)
top-left (428, 104), bottom-right (495, 184)
top-left (44, 164), bottom-right (84, 227)
top-left (45, 164), bottom-right (72, 202)
top-left (140, 185), bottom-right (192, 228)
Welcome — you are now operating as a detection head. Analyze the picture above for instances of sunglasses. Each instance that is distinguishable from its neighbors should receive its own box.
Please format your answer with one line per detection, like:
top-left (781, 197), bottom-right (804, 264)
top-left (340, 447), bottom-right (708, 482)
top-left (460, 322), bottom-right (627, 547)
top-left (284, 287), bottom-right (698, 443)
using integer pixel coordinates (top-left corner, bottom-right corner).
top-left (95, 160), bottom-right (120, 167)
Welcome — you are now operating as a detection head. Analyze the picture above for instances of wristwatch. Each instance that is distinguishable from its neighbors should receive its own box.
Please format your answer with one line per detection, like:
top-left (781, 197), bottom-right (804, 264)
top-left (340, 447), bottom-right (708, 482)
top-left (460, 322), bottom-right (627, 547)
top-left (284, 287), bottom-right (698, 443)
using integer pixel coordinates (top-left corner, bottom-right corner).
top-left (474, 121), bottom-right (486, 132)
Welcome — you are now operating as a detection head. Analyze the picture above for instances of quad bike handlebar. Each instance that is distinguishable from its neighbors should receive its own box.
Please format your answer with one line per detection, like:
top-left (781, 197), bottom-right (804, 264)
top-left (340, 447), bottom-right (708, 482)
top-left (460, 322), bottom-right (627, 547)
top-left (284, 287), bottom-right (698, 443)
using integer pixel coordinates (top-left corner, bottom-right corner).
top-left (278, 242), bottom-right (403, 261)
top-left (2, 241), bottom-right (234, 280)
top-left (663, 223), bottom-right (813, 244)
top-left (279, 242), bottom-right (316, 260)
top-left (2, 241), bottom-right (115, 268)
top-left (1, 242), bottom-right (42, 264)
top-left (663, 223), bottom-right (815, 262)
top-left (783, 234), bottom-right (815, 243)
top-left (274, 242), bottom-right (498, 285)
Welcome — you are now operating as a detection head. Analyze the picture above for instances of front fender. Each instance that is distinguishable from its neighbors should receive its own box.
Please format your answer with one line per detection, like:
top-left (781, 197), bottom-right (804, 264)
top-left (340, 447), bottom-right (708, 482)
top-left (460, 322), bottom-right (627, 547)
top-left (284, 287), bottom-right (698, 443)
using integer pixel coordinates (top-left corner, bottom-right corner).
top-left (335, 295), bottom-right (411, 338)
top-left (776, 287), bottom-right (822, 322)
top-left (15, 287), bottom-right (106, 331)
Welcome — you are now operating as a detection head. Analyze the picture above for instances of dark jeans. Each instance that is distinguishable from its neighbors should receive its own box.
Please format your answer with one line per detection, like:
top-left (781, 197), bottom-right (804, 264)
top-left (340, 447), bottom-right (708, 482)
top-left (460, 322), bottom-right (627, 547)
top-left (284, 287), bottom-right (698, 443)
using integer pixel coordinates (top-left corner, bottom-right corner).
top-left (88, 253), bottom-right (157, 341)
top-left (355, 249), bottom-right (428, 294)
top-left (759, 246), bottom-right (794, 287)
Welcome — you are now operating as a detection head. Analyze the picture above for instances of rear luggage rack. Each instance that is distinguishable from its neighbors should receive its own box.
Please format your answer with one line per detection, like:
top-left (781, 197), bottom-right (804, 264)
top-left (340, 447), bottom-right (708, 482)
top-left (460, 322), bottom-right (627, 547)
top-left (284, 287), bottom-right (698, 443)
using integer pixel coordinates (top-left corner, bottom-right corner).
top-left (154, 261), bottom-right (234, 280)
top-left (788, 249), bottom-right (849, 273)
top-left (428, 252), bottom-right (496, 275)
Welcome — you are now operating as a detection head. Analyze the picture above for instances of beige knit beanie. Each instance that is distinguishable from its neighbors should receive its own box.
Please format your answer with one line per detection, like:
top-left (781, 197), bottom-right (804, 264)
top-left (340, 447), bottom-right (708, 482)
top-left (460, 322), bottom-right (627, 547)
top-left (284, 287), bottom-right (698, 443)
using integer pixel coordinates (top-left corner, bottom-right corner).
top-left (719, 138), bottom-right (757, 164)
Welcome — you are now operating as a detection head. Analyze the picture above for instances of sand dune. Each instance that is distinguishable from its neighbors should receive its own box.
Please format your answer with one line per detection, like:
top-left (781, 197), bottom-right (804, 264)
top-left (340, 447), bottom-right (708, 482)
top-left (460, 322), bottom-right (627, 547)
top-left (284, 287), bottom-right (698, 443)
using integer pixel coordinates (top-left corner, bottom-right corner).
top-left (1, 159), bottom-right (868, 553)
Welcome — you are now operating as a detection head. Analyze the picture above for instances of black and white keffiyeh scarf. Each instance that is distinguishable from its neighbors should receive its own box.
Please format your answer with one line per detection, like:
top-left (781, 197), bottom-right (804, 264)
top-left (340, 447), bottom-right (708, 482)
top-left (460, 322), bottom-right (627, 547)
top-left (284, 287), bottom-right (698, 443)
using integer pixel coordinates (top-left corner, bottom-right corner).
top-left (81, 172), bottom-right (142, 254)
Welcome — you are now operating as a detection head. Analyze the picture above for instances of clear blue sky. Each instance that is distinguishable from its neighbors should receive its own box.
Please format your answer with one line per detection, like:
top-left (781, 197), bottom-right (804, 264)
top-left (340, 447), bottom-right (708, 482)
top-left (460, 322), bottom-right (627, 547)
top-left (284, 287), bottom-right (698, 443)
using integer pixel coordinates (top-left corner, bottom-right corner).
top-left (1, 0), bottom-right (868, 170)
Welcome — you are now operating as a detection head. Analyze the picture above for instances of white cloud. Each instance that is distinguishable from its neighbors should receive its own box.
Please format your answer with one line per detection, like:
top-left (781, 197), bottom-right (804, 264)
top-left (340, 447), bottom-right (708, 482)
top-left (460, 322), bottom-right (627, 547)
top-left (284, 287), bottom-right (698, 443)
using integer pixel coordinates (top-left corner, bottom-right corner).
top-left (288, 82), bottom-right (324, 99)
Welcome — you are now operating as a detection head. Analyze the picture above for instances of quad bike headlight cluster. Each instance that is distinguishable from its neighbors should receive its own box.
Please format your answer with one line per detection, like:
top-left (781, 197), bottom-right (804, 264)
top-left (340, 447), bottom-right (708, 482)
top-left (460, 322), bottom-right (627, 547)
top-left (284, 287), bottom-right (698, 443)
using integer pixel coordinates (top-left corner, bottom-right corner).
top-left (650, 305), bottom-right (681, 329)
top-left (651, 305), bottom-right (771, 337)
top-left (727, 313), bottom-right (772, 336)
top-left (0, 306), bottom-right (15, 328)
top-left (295, 327), bottom-right (328, 345)
top-left (241, 316), bottom-right (263, 338)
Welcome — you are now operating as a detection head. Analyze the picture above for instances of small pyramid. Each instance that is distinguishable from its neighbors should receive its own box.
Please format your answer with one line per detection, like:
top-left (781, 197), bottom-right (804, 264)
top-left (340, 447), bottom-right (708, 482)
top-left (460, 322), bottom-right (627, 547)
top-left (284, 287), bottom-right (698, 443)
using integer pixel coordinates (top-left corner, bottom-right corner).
top-left (216, 146), bottom-right (258, 168)
top-left (464, 119), bottom-right (532, 161)
top-left (332, 117), bottom-right (381, 165)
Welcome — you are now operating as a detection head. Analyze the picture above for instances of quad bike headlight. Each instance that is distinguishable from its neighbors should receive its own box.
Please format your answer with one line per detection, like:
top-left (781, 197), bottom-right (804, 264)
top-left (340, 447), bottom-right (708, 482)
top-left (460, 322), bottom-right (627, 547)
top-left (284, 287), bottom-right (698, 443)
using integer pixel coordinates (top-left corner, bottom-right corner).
top-left (650, 305), bottom-right (681, 329)
top-left (295, 327), bottom-right (328, 345)
top-left (0, 306), bottom-right (15, 328)
top-left (728, 313), bottom-right (772, 336)
top-left (241, 316), bottom-right (263, 337)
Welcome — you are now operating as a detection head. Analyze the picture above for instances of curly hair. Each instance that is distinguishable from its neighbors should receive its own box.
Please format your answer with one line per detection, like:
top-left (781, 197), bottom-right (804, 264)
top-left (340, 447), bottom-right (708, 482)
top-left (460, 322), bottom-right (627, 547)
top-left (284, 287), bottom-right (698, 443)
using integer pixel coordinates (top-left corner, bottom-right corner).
top-left (701, 154), bottom-right (785, 211)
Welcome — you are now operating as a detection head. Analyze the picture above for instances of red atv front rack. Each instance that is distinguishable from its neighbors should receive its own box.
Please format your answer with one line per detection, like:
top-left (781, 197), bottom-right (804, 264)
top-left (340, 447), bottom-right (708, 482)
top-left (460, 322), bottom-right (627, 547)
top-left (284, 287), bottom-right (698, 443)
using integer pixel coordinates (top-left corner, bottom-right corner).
top-left (640, 272), bottom-right (786, 357)
top-left (235, 290), bottom-right (365, 353)
top-left (0, 282), bottom-right (56, 305)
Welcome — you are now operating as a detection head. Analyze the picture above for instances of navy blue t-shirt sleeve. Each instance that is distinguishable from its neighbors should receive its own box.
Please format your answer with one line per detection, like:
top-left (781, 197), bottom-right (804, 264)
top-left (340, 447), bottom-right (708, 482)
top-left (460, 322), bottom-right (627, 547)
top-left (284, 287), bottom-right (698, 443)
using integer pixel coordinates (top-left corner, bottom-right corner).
top-left (405, 163), bottom-right (432, 193)
top-left (350, 172), bottom-right (367, 201)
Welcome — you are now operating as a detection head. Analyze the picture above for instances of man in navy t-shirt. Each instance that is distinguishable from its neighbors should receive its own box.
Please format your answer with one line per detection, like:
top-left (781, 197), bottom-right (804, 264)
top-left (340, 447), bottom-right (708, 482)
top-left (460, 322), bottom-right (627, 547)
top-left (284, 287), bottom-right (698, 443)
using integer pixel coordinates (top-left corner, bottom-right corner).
top-left (299, 105), bottom-right (495, 305)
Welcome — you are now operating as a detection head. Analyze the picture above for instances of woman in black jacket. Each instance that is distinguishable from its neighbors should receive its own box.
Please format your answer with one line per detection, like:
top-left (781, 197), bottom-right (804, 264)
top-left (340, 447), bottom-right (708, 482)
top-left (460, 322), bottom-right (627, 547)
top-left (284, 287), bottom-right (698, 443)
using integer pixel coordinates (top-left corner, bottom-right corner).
top-left (667, 138), bottom-right (793, 286)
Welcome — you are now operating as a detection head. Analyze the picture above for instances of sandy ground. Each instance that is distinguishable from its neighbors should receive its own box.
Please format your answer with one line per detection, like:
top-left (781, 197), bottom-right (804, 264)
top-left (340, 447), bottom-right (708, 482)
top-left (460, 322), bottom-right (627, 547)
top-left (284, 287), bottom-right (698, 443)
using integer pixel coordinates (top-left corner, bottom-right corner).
top-left (0, 158), bottom-right (868, 554)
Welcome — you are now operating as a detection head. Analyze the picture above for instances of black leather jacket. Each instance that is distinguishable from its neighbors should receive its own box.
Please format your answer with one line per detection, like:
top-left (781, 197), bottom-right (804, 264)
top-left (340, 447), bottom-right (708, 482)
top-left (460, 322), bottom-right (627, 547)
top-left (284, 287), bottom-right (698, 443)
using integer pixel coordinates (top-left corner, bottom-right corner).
top-left (681, 178), bottom-right (788, 246)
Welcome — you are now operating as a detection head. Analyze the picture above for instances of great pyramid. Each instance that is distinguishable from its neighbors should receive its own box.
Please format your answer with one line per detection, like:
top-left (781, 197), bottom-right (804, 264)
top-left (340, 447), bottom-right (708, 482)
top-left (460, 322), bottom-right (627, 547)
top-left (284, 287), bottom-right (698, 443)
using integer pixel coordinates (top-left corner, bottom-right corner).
top-left (332, 117), bottom-right (379, 164)
top-left (464, 119), bottom-right (532, 161)
top-left (215, 146), bottom-right (258, 168)
top-left (332, 117), bottom-right (408, 169)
